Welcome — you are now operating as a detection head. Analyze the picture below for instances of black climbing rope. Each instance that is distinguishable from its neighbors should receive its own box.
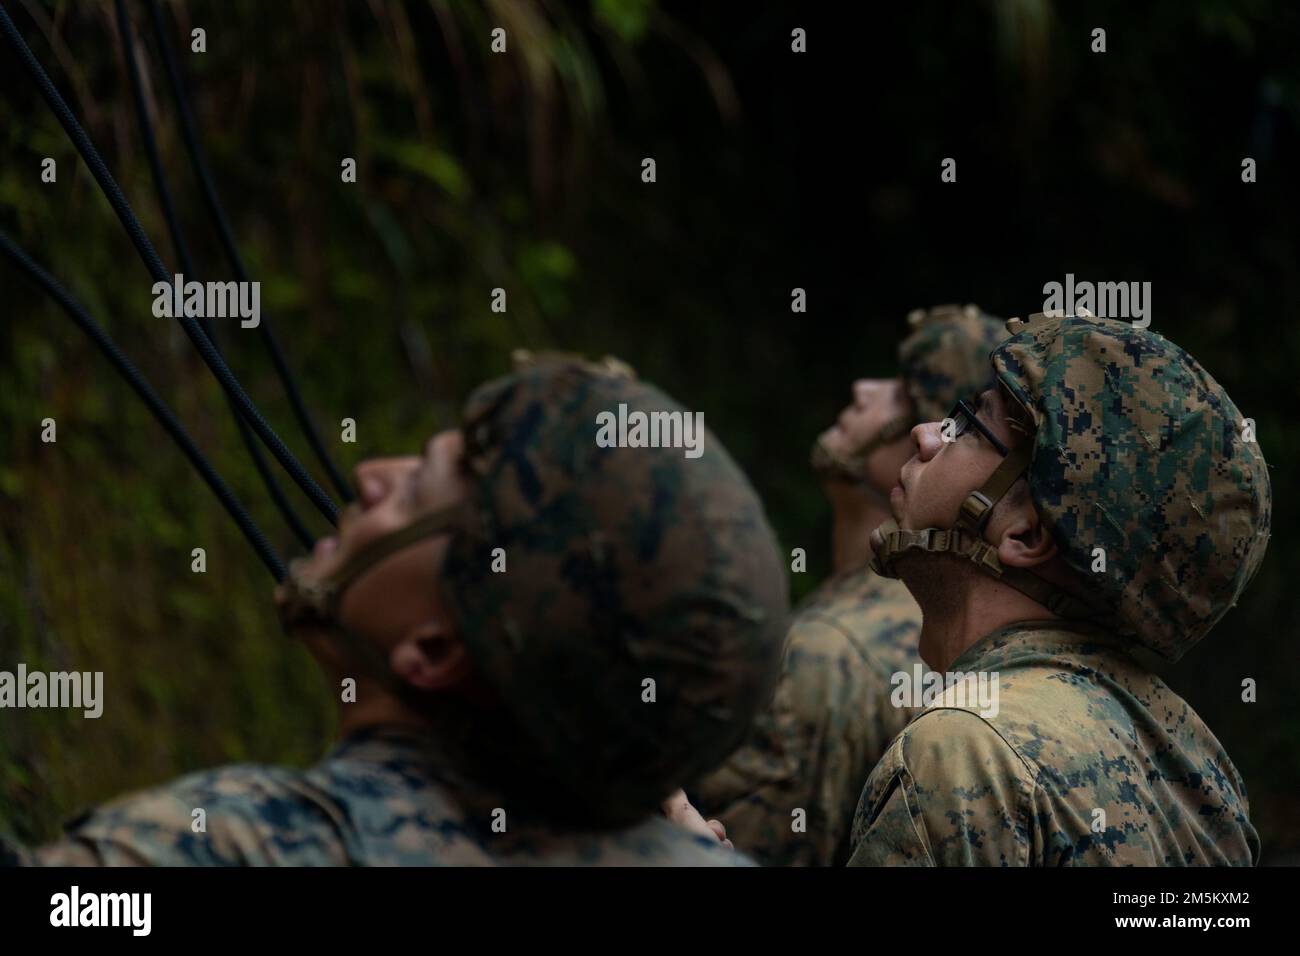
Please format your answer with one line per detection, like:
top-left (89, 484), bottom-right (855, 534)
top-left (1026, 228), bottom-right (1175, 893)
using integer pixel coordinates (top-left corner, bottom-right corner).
top-left (114, 0), bottom-right (316, 549)
top-left (0, 2), bottom-right (340, 526)
top-left (0, 229), bottom-right (287, 581)
top-left (145, 0), bottom-right (355, 504)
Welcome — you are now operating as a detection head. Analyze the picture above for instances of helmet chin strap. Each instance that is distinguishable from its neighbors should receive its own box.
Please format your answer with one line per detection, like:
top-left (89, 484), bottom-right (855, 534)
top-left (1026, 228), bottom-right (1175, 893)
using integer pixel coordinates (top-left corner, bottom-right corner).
top-left (869, 443), bottom-right (1103, 621)
top-left (277, 501), bottom-right (475, 706)
top-left (811, 413), bottom-right (912, 484)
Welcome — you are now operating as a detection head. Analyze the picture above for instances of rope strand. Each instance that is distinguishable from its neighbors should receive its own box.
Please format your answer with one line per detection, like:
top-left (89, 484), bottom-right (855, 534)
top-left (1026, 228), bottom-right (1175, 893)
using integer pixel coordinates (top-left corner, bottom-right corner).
top-left (0, 229), bottom-right (287, 581)
top-left (145, 0), bottom-right (355, 503)
top-left (114, 0), bottom-right (316, 550)
top-left (0, 2), bottom-right (340, 525)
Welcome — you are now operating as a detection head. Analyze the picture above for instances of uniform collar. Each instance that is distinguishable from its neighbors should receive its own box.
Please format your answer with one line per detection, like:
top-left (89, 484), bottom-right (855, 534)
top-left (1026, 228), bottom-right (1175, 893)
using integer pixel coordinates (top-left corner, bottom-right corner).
top-left (948, 619), bottom-right (1124, 673)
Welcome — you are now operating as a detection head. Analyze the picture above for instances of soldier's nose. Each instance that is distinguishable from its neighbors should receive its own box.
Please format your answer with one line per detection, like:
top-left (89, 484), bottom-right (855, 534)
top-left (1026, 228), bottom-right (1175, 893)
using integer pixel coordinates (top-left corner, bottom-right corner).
top-left (353, 463), bottom-right (390, 508)
top-left (913, 422), bottom-right (942, 460)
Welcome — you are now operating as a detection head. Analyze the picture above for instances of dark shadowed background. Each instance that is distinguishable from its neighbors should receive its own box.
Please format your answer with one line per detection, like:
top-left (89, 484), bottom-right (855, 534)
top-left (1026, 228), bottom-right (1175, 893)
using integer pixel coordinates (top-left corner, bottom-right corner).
top-left (2, 0), bottom-right (1297, 860)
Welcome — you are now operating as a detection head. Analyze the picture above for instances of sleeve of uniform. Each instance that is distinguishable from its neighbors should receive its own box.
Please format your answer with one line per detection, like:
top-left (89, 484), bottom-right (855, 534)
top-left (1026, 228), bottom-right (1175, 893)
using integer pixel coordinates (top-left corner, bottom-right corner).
top-left (19, 764), bottom-right (354, 866)
top-left (0, 835), bottom-right (35, 866)
top-left (847, 708), bottom-right (1036, 867)
top-left (779, 617), bottom-right (911, 865)
top-left (694, 615), bottom-right (908, 866)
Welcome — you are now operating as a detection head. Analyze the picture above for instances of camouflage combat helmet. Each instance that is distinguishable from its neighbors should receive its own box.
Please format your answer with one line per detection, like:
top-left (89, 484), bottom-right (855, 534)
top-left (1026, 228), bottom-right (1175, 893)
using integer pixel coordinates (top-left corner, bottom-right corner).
top-left (281, 351), bottom-right (788, 823)
top-left (899, 304), bottom-right (1010, 424)
top-left (872, 313), bottom-right (1271, 661)
top-left (813, 304), bottom-right (1008, 481)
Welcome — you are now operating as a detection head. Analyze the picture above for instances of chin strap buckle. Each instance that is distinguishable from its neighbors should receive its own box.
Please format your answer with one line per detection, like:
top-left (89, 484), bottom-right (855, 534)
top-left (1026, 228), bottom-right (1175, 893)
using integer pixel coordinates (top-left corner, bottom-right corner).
top-left (870, 520), bottom-right (975, 577)
top-left (958, 491), bottom-right (994, 534)
top-left (967, 539), bottom-right (1004, 577)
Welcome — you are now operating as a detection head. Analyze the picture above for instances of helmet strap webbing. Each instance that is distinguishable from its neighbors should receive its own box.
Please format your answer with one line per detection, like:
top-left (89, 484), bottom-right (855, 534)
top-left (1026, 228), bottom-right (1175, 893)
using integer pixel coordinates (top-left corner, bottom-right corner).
top-left (277, 500), bottom-right (476, 706)
top-left (870, 442), bottom-right (1104, 621)
top-left (954, 441), bottom-right (1032, 536)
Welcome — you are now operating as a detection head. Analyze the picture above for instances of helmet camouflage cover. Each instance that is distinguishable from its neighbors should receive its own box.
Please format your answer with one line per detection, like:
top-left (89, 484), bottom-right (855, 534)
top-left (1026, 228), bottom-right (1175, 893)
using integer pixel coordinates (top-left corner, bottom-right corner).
top-left (439, 352), bottom-right (788, 823)
top-left (898, 303), bottom-right (1010, 424)
top-left (992, 314), bottom-right (1271, 661)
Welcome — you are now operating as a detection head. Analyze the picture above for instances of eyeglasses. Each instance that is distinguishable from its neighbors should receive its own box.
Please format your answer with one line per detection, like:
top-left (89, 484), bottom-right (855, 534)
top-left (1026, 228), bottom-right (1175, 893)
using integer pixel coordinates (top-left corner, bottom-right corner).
top-left (944, 398), bottom-right (1010, 457)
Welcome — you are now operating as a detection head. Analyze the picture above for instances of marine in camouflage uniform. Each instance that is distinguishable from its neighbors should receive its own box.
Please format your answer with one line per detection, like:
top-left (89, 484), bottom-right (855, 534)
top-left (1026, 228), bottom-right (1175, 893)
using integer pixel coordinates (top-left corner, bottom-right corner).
top-left (695, 305), bottom-right (1009, 866)
top-left (852, 313), bottom-right (1269, 866)
top-left (3, 728), bottom-right (745, 866)
top-left (2, 353), bottom-right (788, 866)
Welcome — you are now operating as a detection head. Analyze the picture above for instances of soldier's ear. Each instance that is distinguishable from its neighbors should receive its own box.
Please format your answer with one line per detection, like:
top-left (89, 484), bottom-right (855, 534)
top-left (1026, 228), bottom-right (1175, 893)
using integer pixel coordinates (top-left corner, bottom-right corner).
top-left (994, 495), bottom-right (1057, 570)
top-left (390, 622), bottom-right (471, 691)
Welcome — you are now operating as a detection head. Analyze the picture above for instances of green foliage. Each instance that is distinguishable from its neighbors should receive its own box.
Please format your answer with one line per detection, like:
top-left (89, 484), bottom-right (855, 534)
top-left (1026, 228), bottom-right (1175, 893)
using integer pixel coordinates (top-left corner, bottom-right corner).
top-left (373, 139), bottom-right (469, 198)
top-left (594, 0), bottom-right (653, 44)
top-left (0, 0), bottom-right (1297, 862)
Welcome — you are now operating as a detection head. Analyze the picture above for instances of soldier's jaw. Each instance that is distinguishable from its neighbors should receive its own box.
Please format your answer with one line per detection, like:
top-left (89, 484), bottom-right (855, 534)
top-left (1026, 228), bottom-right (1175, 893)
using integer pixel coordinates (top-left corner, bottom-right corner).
top-left (891, 461), bottom-right (916, 516)
top-left (869, 522), bottom-right (887, 555)
top-left (303, 504), bottom-right (385, 581)
top-left (290, 533), bottom-right (341, 582)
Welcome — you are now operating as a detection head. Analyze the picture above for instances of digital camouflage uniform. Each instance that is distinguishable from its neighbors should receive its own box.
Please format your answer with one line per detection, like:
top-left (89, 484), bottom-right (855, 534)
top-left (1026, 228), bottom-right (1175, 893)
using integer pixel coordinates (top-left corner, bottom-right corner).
top-left (852, 313), bottom-right (1270, 866)
top-left (4, 353), bottom-right (788, 866)
top-left (848, 622), bottom-right (1259, 866)
top-left (695, 305), bottom-right (1008, 866)
top-left (2, 728), bottom-right (748, 866)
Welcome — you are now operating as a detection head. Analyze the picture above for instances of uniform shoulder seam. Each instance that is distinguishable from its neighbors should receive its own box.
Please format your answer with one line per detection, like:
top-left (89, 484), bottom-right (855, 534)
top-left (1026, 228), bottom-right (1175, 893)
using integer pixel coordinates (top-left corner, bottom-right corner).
top-left (904, 706), bottom-right (1041, 784)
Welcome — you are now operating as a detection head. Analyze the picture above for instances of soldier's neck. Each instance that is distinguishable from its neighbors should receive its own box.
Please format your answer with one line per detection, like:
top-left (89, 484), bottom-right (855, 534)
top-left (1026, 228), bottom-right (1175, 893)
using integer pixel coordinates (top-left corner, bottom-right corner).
top-left (828, 485), bottom-right (893, 573)
top-left (909, 566), bottom-right (1054, 672)
top-left (336, 680), bottom-right (436, 738)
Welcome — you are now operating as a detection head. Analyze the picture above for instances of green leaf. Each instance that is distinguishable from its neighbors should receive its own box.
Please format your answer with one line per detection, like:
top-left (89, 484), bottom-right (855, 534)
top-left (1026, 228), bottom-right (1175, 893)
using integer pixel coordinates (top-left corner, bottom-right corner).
top-left (594, 0), bottom-right (653, 43)
top-left (375, 139), bottom-right (469, 198)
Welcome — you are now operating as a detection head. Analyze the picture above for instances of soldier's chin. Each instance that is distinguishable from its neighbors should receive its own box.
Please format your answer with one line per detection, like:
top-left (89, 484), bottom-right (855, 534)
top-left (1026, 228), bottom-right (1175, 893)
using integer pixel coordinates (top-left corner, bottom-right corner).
top-left (809, 433), bottom-right (847, 479)
top-left (869, 523), bottom-right (886, 555)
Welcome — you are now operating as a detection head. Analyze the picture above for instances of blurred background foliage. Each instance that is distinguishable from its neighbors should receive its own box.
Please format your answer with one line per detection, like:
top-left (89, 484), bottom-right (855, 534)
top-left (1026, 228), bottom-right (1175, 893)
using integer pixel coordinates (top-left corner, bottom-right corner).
top-left (1, 0), bottom-right (1297, 860)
